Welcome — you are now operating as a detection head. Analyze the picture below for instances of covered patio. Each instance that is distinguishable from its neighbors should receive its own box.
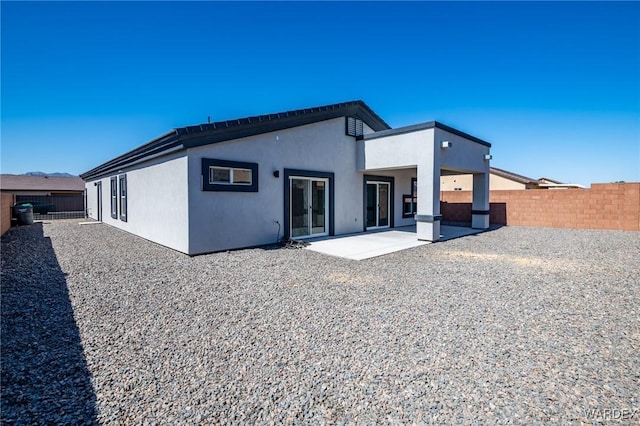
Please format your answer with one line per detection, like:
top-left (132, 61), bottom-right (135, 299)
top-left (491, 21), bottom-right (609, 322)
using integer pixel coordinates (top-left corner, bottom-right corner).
top-left (356, 121), bottom-right (492, 242)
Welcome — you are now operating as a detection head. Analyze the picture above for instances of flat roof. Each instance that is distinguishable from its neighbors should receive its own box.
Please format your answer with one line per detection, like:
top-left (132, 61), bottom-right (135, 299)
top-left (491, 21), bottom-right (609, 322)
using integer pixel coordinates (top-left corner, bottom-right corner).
top-left (362, 121), bottom-right (491, 147)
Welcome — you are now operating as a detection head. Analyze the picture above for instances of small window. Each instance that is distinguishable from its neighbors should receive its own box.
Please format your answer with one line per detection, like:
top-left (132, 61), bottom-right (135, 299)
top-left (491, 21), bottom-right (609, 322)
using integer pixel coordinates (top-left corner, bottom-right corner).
top-left (202, 159), bottom-right (258, 192)
top-left (403, 178), bottom-right (418, 218)
top-left (233, 169), bottom-right (252, 184)
top-left (210, 167), bottom-right (230, 184)
top-left (119, 175), bottom-right (127, 222)
top-left (110, 177), bottom-right (118, 219)
top-left (402, 195), bottom-right (417, 218)
top-left (209, 166), bottom-right (252, 185)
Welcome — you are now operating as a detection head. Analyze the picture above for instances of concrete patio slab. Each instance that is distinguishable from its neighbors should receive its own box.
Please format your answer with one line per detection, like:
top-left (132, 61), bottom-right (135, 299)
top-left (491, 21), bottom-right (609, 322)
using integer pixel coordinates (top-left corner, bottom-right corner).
top-left (305, 225), bottom-right (485, 260)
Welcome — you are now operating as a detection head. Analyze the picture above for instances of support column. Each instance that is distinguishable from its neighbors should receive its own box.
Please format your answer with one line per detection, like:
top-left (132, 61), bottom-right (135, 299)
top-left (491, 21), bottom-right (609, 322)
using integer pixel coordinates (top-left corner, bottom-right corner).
top-left (472, 172), bottom-right (490, 229)
top-left (415, 162), bottom-right (441, 241)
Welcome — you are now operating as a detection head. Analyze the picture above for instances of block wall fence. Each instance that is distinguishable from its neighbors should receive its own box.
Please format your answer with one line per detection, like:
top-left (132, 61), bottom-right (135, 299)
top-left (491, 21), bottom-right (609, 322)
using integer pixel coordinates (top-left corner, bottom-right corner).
top-left (1, 192), bottom-right (14, 235)
top-left (440, 183), bottom-right (640, 231)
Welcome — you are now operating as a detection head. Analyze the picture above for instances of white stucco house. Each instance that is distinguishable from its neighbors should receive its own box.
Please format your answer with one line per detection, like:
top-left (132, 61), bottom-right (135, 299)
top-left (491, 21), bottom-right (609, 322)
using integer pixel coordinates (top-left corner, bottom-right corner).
top-left (81, 101), bottom-right (492, 255)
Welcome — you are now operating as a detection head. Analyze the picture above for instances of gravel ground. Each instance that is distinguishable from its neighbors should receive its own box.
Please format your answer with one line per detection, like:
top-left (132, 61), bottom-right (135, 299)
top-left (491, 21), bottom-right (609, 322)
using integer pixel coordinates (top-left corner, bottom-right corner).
top-left (2, 220), bottom-right (639, 424)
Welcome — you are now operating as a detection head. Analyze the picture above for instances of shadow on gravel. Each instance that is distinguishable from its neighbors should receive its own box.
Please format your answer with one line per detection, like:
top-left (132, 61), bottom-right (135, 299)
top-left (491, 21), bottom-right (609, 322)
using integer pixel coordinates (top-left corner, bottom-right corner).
top-left (1, 223), bottom-right (97, 424)
top-left (439, 223), bottom-right (504, 241)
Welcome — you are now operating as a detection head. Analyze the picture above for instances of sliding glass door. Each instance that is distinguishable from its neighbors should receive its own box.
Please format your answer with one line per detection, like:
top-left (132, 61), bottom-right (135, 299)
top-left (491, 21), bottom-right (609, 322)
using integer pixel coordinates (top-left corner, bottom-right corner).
top-left (290, 177), bottom-right (328, 238)
top-left (366, 181), bottom-right (390, 229)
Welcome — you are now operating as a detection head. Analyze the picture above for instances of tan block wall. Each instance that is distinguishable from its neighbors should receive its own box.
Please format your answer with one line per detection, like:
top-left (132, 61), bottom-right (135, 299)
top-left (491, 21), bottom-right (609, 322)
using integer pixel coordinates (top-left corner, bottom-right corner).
top-left (1, 192), bottom-right (14, 235)
top-left (440, 183), bottom-right (640, 231)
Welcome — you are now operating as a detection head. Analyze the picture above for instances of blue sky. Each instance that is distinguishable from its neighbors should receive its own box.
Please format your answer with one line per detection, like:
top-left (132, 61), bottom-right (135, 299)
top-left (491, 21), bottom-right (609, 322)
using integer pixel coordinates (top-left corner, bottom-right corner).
top-left (2, 1), bottom-right (638, 186)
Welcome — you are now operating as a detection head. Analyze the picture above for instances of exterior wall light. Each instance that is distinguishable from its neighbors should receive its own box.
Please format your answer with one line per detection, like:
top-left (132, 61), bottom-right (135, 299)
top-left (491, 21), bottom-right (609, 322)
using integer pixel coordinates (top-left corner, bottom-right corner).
top-left (273, 170), bottom-right (280, 178)
top-left (441, 141), bottom-right (452, 148)
top-left (484, 154), bottom-right (493, 160)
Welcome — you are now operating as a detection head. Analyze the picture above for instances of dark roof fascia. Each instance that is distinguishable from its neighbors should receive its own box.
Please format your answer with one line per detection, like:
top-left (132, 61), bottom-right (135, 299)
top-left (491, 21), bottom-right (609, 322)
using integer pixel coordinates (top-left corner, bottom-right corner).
top-left (363, 121), bottom-right (491, 147)
top-left (80, 101), bottom-right (390, 181)
top-left (180, 104), bottom-right (388, 149)
top-left (178, 100), bottom-right (389, 136)
top-left (80, 131), bottom-right (182, 180)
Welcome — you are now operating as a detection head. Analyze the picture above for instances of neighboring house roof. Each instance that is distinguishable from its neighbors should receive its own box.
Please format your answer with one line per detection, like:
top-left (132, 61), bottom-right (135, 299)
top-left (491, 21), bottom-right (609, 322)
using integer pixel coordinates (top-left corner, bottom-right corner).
top-left (81, 100), bottom-right (391, 181)
top-left (0, 175), bottom-right (85, 192)
top-left (538, 182), bottom-right (586, 189)
top-left (489, 167), bottom-right (539, 185)
top-left (538, 177), bottom-right (564, 184)
top-left (490, 168), bottom-right (584, 189)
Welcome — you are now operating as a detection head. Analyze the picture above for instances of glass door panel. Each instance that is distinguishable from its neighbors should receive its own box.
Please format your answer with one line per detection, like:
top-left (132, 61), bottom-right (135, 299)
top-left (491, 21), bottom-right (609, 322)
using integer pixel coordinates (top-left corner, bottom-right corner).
top-left (311, 180), bottom-right (326, 235)
top-left (378, 183), bottom-right (389, 227)
top-left (291, 179), bottom-right (309, 237)
top-left (366, 184), bottom-right (377, 228)
top-left (290, 177), bottom-right (328, 238)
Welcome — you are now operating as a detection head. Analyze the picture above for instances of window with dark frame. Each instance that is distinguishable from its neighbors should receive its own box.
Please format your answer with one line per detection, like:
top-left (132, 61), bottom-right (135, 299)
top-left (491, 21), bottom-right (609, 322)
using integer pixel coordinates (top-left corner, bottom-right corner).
top-left (209, 166), bottom-right (252, 186)
top-left (201, 158), bottom-right (258, 192)
top-left (402, 178), bottom-right (418, 218)
top-left (110, 177), bottom-right (118, 219)
top-left (119, 175), bottom-right (127, 222)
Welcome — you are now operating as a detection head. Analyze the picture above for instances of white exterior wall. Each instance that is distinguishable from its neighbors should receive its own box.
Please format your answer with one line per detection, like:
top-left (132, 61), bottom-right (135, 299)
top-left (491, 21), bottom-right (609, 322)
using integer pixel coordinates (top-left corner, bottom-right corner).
top-left (360, 126), bottom-right (490, 179)
top-left (85, 181), bottom-right (99, 220)
top-left (357, 129), bottom-right (434, 171)
top-left (84, 154), bottom-right (190, 253)
top-left (362, 122), bottom-right (376, 135)
top-left (434, 128), bottom-right (491, 175)
top-left (187, 118), bottom-right (368, 254)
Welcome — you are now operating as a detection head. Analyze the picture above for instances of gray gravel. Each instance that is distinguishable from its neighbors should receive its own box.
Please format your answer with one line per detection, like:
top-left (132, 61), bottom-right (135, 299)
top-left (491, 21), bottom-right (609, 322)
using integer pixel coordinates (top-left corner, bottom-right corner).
top-left (2, 220), bottom-right (639, 424)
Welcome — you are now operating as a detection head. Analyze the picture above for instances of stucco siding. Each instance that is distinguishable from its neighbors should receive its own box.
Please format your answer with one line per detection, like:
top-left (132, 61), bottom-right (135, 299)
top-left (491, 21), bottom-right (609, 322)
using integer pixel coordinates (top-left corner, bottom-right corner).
top-left (357, 129), bottom-right (434, 171)
top-left (435, 128), bottom-right (491, 174)
top-left (187, 118), bottom-right (367, 254)
top-left (85, 181), bottom-right (98, 219)
top-left (84, 154), bottom-right (189, 253)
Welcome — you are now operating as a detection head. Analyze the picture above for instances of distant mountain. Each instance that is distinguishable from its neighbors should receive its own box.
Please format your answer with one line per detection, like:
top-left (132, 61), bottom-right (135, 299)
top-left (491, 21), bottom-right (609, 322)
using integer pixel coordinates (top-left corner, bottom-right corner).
top-left (23, 171), bottom-right (76, 177)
